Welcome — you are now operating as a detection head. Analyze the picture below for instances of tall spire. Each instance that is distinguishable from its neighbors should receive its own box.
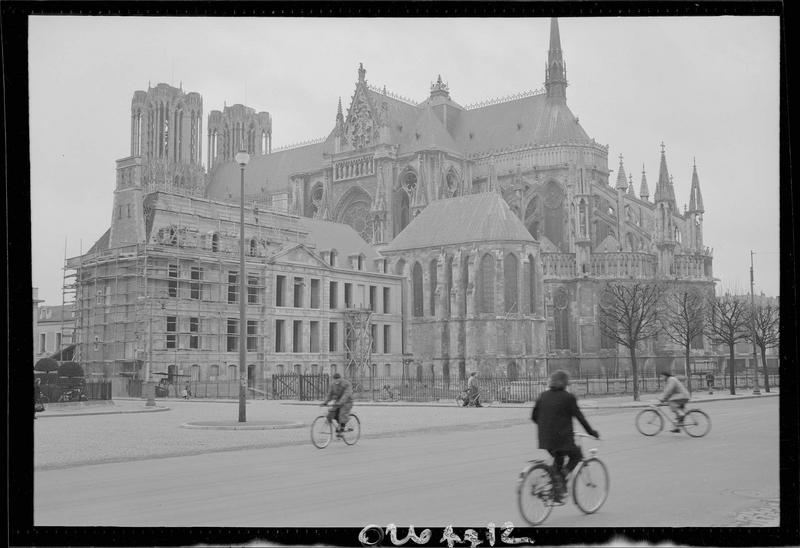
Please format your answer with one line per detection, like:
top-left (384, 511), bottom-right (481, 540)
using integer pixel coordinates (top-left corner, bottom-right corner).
top-left (639, 164), bottom-right (650, 201)
top-left (688, 158), bottom-right (704, 213)
top-left (615, 154), bottom-right (628, 190)
top-left (336, 96), bottom-right (343, 122)
top-left (627, 173), bottom-right (636, 197)
top-left (654, 142), bottom-right (674, 206)
top-left (545, 18), bottom-right (568, 102)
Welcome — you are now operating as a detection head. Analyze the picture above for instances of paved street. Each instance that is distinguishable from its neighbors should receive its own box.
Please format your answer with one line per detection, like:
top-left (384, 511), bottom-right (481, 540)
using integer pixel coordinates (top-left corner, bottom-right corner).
top-left (34, 397), bottom-right (778, 528)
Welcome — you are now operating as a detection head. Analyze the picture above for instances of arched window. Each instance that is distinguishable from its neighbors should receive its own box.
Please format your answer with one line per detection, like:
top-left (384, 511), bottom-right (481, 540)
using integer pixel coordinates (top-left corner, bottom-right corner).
top-left (412, 262), bottom-right (423, 317)
top-left (416, 364), bottom-right (423, 382)
top-left (429, 259), bottom-right (438, 316)
top-left (209, 364), bottom-right (219, 381)
top-left (329, 249), bottom-right (337, 267)
top-left (358, 254), bottom-right (365, 271)
top-left (191, 364), bottom-right (200, 381)
top-left (479, 254), bottom-right (495, 314)
top-left (503, 254), bottom-right (519, 313)
top-left (507, 360), bottom-right (519, 381)
top-left (394, 189), bottom-right (410, 236)
top-left (553, 288), bottom-right (570, 349)
top-left (443, 362), bottom-right (451, 384)
top-left (542, 181), bottom-right (565, 249)
top-left (527, 254), bottom-right (537, 314)
top-left (276, 364), bottom-right (284, 375)
top-left (445, 256), bottom-right (453, 317)
top-left (461, 253), bottom-right (469, 316)
top-left (228, 364), bottom-right (238, 380)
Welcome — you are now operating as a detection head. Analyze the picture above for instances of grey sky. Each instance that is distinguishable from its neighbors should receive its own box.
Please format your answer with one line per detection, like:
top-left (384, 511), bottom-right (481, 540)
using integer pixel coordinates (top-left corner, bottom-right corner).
top-left (30, 16), bottom-right (780, 305)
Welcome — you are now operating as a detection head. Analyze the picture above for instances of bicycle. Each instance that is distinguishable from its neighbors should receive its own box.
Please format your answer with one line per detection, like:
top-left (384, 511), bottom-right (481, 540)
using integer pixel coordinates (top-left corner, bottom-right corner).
top-left (635, 402), bottom-right (711, 438)
top-left (517, 433), bottom-right (609, 526)
top-left (455, 389), bottom-right (485, 407)
top-left (58, 388), bottom-right (88, 403)
top-left (311, 407), bottom-right (361, 449)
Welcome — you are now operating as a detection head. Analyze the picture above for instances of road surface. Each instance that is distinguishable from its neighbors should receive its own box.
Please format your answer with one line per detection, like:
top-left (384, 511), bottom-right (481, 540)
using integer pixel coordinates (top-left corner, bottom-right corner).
top-left (35, 397), bottom-right (778, 528)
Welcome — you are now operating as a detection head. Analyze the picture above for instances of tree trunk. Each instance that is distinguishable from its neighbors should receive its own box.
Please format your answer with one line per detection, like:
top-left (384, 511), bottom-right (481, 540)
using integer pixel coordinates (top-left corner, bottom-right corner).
top-left (630, 346), bottom-right (640, 402)
top-left (760, 345), bottom-right (770, 392)
top-left (728, 344), bottom-right (736, 395)
top-left (684, 345), bottom-right (692, 395)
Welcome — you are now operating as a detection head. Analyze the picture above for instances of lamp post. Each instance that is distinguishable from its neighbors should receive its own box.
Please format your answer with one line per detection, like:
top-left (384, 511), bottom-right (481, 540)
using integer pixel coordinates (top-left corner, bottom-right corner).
top-left (750, 251), bottom-right (761, 395)
top-left (235, 149), bottom-right (250, 422)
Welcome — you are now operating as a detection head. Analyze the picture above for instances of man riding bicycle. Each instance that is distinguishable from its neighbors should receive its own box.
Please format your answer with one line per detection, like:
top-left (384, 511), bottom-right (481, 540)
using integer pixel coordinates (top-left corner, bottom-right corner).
top-left (465, 371), bottom-right (482, 407)
top-left (321, 373), bottom-right (353, 437)
top-left (532, 370), bottom-right (599, 504)
top-left (658, 371), bottom-right (690, 432)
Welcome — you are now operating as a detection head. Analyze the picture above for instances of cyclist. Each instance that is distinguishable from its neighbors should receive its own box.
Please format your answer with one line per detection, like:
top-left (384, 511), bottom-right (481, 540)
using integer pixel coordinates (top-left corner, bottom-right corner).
top-left (531, 370), bottom-right (599, 504)
top-left (321, 373), bottom-right (353, 437)
top-left (658, 371), bottom-right (690, 432)
top-left (465, 371), bottom-right (482, 407)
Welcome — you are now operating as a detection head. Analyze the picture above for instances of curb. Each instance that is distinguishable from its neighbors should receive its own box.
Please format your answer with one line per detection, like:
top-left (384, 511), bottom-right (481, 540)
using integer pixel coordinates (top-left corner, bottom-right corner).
top-left (35, 406), bottom-right (171, 418)
top-left (580, 392), bottom-right (780, 409)
top-left (180, 420), bottom-right (305, 431)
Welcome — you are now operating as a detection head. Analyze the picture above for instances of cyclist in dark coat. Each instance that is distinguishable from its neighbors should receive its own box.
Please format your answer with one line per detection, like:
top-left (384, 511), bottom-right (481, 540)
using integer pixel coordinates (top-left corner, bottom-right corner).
top-left (322, 373), bottom-right (354, 436)
top-left (531, 370), bottom-right (599, 503)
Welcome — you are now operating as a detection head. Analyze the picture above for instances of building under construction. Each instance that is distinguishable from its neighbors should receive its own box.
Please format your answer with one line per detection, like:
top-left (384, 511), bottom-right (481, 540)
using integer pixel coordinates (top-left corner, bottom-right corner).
top-left (65, 83), bottom-right (403, 389)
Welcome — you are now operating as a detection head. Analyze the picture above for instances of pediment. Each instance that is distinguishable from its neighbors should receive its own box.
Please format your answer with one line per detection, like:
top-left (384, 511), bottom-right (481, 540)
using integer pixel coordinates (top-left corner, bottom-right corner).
top-left (269, 244), bottom-right (331, 269)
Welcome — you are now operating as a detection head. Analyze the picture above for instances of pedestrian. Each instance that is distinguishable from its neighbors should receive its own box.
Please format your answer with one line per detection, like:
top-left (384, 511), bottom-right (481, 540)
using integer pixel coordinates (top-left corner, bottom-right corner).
top-left (34, 377), bottom-right (43, 419)
top-left (182, 381), bottom-right (191, 399)
top-left (465, 371), bottom-right (482, 407)
top-left (531, 370), bottom-right (599, 504)
top-left (706, 372), bottom-right (714, 395)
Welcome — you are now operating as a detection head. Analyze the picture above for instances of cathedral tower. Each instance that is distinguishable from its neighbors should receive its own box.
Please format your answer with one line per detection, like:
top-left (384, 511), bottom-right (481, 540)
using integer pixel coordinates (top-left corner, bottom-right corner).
top-left (110, 83), bottom-right (205, 248)
top-left (207, 103), bottom-right (272, 170)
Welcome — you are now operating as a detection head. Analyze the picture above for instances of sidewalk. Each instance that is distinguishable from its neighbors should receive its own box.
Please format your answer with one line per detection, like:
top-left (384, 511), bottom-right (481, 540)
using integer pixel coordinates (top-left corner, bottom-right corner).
top-left (36, 388), bottom-right (778, 417)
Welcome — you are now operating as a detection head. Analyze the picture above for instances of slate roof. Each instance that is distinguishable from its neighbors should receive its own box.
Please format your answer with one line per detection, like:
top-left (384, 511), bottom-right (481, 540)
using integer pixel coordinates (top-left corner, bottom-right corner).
top-left (88, 228), bottom-right (111, 254)
top-left (383, 192), bottom-right (535, 252)
top-left (298, 217), bottom-right (380, 260)
top-left (206, 140), bottom-right (327, 200)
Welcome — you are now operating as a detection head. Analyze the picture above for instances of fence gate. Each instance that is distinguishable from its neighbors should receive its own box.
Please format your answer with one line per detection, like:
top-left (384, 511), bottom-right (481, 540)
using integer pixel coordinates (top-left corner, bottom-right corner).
top-left (272, 374), bottom-right (329, 400)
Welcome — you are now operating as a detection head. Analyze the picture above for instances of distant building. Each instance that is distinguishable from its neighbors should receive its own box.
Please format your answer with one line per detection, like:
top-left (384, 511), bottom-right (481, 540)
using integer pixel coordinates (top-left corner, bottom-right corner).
top-left (65, 18), bottom-right (716, 383)
top-left (34, 304), bottom-right (75, 362)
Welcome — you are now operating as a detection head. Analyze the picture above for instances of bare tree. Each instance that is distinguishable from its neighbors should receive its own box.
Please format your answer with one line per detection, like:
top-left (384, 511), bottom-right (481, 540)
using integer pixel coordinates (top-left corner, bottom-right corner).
top-left (706, 294), bottom-right (750, 395)
top-left (660, 285), bottom-right (708, 394)
top-left (750, 303), bottom-right (779, 392)
top-left (598, 282), bottom-right (664, 401)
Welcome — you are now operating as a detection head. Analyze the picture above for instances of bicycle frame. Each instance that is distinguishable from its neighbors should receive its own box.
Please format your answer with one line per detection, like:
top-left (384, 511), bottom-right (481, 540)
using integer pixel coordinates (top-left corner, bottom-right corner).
top-left (519, 433), bottom-right (599, 481)
top-left (648, 403), bottom-right (683, 427)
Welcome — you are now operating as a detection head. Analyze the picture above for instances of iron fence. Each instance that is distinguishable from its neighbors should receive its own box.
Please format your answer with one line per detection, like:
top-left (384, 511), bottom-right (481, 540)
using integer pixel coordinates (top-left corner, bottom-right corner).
top-left (83, 380), bottom-right (112, 400)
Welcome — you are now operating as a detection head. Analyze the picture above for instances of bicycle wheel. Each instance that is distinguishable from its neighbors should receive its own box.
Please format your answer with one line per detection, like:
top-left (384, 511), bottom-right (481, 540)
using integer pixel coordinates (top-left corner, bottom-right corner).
top-left (311, 416), bottom-right (333, 449)
top-left (572, 458), bottom-right (609, 514)
top-left (517, 464), bottom-right (555, 526)
top-left (635, 408), bottom-right (663, 436)
top-left (341, 414), bottom-right (361, 446)
top-left (682, 409), bottom-right (711, 438)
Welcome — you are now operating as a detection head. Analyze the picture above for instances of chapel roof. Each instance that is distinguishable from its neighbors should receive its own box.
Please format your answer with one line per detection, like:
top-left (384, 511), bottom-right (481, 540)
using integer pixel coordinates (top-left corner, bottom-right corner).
top-left (298, 217), bottom-right (380, 260)
top-left (383, 192), bottom-right (535, 252)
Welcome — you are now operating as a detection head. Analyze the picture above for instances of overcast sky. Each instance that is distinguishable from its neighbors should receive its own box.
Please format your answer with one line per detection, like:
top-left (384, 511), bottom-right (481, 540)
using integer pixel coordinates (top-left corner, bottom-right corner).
top-left (29, 16), bottom-right (780, 306)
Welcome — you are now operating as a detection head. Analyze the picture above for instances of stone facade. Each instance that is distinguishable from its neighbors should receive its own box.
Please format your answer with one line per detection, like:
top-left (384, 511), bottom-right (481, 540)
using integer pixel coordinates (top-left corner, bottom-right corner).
top-left (67, 18), bottom-right (716, 380)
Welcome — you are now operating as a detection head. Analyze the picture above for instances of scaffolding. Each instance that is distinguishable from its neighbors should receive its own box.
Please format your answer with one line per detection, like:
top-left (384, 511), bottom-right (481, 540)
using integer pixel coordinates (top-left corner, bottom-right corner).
top-left (343, 308), bottom-right (373, 385)
top-left (61, 241), bottom-right (80, 361)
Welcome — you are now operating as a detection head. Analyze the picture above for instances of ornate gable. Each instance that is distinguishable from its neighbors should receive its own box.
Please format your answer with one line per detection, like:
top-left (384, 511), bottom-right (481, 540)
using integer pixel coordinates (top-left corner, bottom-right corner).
top-left (343, 64), bottom-right (380, 150)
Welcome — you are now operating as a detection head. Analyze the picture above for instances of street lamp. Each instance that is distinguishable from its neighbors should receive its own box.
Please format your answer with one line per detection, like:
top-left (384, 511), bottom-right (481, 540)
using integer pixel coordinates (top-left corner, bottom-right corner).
top-left (235, 149), bottom-right (250, 422)
top-left (750, 251), bottom-right (761, 395)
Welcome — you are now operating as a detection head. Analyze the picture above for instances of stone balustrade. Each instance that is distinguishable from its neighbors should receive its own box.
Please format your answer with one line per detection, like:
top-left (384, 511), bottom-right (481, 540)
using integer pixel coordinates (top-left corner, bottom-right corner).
top-left (674, 254), bottom-right (709, 279)
top-left (541, 253), bottom-right (576, 278)
top-left (591, 252), bottom-right (656, 279)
